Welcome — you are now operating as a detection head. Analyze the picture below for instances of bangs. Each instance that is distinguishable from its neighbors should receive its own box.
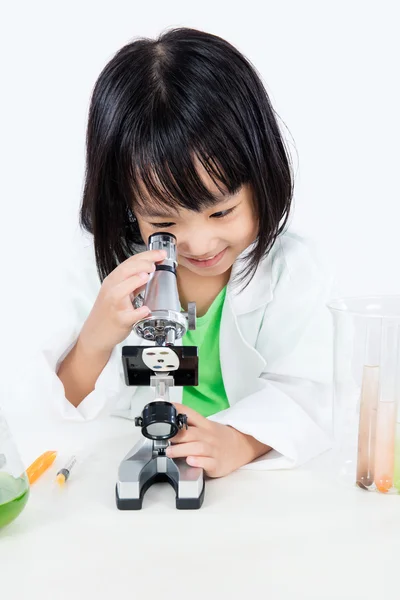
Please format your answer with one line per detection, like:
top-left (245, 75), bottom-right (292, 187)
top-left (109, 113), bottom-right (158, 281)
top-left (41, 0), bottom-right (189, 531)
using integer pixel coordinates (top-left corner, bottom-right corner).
top-left (120, 104), bottom-right (251, 214)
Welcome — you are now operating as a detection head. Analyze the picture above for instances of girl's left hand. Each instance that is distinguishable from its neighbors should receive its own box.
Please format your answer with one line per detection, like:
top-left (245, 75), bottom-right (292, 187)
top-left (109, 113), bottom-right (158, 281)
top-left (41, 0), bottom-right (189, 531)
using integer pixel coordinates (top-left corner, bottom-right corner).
top-left (166, 403), bottom-right (271, 478)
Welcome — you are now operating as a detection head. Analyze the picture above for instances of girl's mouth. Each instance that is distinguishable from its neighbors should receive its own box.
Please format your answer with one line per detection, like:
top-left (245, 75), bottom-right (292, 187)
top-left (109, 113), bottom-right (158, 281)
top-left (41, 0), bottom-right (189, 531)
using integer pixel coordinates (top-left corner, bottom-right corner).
top-left (184, 248), bottom-right (227, 268)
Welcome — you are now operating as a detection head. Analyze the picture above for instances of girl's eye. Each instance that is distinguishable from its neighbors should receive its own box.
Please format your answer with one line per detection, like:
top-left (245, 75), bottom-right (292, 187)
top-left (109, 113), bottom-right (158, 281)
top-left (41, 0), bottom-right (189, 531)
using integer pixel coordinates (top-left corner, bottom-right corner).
top-left (149, 206), bottom-right (236, 228)
top-left (211, 207), bottom-right (236, 219)
top-left (150, 222), bottom-right (175, 229)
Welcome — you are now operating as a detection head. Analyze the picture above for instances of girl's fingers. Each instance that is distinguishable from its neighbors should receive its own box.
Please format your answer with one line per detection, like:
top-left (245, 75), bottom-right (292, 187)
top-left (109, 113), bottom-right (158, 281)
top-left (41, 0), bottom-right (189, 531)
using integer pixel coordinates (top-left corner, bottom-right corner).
top-left (170, 425), bottom-right (202, 444)
top-left (113, 272), bottom-right (151, 301)
top-left (131, 305), bottom-right (151, 321)
top-left (106, 250), bottom-right (166, 285)
top-left (166, 441), bottom-right (211, 460)
top-left (172, 403), bottom-right (209, 429)
top-left (111, 258), bottom-right (156, 283)
top-left (186, 456), bottom-right (217, 476)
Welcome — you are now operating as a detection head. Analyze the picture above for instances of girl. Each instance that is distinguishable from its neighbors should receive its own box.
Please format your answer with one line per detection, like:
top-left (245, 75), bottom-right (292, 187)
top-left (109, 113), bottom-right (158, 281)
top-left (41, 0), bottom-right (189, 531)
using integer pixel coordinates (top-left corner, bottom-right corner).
top-left (48, 28), bottom-right (334, 476)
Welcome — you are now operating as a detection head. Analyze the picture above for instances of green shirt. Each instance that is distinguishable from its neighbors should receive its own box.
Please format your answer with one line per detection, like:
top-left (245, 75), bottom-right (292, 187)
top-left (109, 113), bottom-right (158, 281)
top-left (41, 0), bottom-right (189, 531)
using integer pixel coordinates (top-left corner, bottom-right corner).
top-left (182, 286), bottom-right (229, 417)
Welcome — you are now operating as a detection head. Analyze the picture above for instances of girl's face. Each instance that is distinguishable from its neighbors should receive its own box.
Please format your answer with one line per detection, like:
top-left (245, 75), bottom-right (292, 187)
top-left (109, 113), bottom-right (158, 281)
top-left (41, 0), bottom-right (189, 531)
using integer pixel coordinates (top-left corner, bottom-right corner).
top-left (134, 171), bottom-right (258, 278)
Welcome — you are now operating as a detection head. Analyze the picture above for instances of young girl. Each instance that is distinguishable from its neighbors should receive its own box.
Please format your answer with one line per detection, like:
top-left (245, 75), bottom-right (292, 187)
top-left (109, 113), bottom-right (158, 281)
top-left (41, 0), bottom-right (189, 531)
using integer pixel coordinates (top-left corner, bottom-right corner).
top-left (47, 27), bottom-right (334, 476)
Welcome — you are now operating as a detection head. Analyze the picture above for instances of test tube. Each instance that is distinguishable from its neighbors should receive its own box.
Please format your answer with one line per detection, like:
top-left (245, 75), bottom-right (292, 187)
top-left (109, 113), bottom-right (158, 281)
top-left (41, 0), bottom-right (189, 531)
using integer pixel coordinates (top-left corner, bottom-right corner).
top-left (374, 322), bottom-right (399, 493)
top-left (394, 436), bottom-right (400, 492)
top-left (392, 328), bottom-right (400, 492)
top-left (356, 320), bottom-right (380, 489)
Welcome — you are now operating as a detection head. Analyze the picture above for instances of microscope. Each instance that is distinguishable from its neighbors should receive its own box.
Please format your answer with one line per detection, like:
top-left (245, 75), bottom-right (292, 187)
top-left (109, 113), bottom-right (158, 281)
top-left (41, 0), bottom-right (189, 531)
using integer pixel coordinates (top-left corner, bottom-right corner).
top-left (115, 232), bottom-right (205, 510)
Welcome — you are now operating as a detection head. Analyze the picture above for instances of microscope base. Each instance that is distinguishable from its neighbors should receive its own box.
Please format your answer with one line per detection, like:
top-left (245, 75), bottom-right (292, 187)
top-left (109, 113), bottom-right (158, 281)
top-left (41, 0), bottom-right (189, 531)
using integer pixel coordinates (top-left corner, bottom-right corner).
top-left (116, 438), bottom-right (205, 510)
top-left (116, 476), bottom-right (205, 510)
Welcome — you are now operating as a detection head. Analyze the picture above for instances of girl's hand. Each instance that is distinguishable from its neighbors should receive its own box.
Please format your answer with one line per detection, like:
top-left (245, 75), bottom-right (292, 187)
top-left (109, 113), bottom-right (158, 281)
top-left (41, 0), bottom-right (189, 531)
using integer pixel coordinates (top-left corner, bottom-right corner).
top-left (78, 249), bottom-right (167, 355)
top-left (166, 403), bottom-right (271, 477)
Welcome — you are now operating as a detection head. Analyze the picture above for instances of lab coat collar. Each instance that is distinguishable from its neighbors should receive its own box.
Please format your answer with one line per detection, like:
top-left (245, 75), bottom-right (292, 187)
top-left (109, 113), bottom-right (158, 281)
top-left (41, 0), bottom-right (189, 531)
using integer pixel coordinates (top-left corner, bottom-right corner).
top-left (219, 290), bottom-right (267, 406)
top-left (219, 242), bottom-right (273, 406)
top-left (226, 242), bottom-right (273, 316)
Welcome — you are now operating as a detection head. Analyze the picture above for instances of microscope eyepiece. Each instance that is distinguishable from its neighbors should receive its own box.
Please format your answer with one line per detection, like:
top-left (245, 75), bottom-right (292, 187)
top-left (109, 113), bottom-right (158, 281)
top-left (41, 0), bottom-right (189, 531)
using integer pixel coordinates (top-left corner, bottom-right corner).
top-left (148, 232), bottom-right (177, 266)
top-left (148, 232), bottom-right (177, 243)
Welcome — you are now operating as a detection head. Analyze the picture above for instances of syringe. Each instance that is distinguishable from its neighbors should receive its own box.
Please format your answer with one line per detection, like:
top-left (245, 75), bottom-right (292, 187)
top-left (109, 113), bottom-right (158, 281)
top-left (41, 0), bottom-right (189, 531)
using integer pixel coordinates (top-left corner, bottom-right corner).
top-left (55, 456), bottom-right (77, 485)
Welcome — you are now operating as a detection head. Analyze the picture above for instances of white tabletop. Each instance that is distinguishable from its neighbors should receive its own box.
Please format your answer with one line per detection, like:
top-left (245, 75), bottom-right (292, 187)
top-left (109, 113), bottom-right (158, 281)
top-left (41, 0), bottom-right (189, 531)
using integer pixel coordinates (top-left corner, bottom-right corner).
top-left (1, 407), bottom-right (400, 600)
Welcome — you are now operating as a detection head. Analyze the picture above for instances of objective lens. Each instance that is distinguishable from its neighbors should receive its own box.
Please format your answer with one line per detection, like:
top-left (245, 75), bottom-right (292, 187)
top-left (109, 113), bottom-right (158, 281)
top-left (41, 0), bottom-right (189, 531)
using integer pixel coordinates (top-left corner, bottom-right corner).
top-left (135, 401), bottom-right (187, 440)
top-left (146, 423), bottom-right (173, 437)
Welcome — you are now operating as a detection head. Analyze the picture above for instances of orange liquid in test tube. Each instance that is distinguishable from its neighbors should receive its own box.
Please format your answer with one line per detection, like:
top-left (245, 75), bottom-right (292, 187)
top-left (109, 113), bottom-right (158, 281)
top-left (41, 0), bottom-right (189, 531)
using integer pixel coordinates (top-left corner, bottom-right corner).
top-left (373, 323), bottom-right (399, 493)
top-left (356, 365), bottom-right (379, 488)
top-left (374, 401), bottom-right (396, 492)
top-left (356, 321), bottom-right (381, 489)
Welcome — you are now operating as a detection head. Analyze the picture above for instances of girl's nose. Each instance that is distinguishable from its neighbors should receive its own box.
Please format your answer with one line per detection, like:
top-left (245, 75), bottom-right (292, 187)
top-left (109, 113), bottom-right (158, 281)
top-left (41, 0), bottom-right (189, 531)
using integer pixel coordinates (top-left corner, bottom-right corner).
top-left (177, 236), bottom-right (215, 259)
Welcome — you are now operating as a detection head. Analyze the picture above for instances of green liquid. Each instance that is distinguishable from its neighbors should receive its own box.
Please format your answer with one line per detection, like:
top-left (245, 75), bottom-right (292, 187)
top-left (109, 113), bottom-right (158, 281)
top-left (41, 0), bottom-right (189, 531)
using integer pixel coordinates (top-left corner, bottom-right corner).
top-left (0, 472), bottom-right (29, 529)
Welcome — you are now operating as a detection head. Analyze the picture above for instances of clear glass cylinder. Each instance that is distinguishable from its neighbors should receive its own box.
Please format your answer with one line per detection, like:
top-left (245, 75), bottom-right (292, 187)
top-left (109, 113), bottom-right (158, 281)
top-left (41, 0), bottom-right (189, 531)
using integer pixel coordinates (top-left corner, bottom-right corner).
top-left (328, 296), bottom-right (400, 493)
top-left (0, 408), bottom-right (29, 529)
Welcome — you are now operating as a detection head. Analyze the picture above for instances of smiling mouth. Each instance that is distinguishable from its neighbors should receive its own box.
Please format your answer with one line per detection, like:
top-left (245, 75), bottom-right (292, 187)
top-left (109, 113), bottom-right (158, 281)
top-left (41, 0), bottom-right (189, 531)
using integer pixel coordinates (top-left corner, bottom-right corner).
top-left (183, 248), bottom-right (227, 268)
top-left (189, 254), bottom-right (217, 261)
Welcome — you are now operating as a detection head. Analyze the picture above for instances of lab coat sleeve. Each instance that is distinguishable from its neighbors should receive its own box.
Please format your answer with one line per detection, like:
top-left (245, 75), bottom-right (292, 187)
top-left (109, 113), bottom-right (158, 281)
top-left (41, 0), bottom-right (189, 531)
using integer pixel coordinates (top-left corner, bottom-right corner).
top-left (35, 236), bottom-right (132, 422)
top-left (208, 235), bottom-right (336, 470)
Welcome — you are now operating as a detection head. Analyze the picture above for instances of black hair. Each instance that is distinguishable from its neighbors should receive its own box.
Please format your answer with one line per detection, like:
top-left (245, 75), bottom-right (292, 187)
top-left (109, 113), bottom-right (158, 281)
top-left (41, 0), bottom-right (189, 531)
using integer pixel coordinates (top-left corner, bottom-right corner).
top-left (80, 27), bottom-right (294, 287)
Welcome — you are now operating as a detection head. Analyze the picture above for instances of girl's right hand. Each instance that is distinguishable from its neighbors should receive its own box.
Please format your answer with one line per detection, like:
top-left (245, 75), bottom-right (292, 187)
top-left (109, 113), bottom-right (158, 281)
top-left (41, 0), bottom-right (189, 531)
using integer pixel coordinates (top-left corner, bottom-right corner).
top-left (78, 249), bottom-right (167, 355)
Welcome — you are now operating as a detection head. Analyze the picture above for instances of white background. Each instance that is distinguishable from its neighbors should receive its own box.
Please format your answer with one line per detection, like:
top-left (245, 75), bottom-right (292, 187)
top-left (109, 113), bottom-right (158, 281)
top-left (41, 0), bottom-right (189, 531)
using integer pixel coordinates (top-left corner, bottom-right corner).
top-left (1, 6), bottom-right (400, 596)
top-left (0, 0), bottom-right (399, 371)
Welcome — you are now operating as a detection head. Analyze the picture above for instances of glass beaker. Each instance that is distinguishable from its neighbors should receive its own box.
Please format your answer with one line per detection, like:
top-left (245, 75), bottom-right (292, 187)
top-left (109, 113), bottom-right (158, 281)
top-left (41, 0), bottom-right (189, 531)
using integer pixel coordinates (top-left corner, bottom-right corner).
top-left (328, 296), bottom-right (400, 493)
top-left (0, 407), bottom-right (29, 529)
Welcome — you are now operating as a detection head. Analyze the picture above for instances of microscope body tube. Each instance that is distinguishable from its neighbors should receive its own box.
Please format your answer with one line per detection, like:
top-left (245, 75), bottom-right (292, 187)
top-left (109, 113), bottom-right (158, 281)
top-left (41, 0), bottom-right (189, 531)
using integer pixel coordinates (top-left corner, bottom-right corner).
top-left (131, 232), bottom-right (196, 346)
top-left (144, 233), bottom-right (180, 313)
top-left (144, 268), bottom-right (181, 314)
top-left (356, 321), bottom-right (380, 489)
top-left (374, 322), bottom-right (399, 493)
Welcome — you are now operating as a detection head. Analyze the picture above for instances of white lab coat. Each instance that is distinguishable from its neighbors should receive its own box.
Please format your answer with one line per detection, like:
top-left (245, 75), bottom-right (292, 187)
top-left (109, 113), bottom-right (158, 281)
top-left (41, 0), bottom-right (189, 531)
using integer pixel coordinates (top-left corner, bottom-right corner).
top-left (39, 228), bottom-right (336, 470)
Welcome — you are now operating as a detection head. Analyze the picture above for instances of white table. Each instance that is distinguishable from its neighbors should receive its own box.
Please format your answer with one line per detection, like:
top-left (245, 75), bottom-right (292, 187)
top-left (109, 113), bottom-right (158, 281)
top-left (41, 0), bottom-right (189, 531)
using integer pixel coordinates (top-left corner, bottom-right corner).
top-left (1, 407), bottom-right (400, 600)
